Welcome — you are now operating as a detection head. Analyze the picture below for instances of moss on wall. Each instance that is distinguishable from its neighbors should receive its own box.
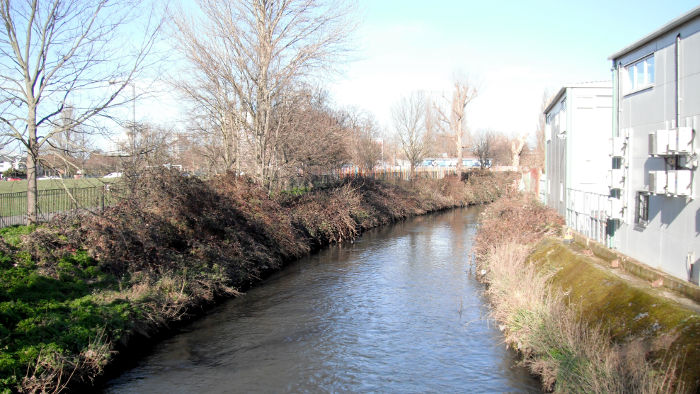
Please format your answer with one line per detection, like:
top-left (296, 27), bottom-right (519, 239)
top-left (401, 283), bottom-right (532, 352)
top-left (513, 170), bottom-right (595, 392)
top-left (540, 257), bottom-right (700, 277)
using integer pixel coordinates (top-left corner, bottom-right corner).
top-left (529, 239), bottom-right (700, 389)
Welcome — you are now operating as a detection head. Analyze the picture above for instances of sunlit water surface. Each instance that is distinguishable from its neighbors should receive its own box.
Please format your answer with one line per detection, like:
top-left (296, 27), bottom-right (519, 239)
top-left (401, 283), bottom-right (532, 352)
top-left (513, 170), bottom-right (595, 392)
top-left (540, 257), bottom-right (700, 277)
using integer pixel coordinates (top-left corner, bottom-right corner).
top-left (104, 207), bottom-right (540, 393)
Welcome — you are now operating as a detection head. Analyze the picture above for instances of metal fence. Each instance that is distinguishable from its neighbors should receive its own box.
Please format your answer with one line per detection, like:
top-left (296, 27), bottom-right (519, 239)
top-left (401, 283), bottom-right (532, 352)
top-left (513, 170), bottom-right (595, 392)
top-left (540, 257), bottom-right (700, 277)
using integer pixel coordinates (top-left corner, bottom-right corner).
top-left (0, 186), bottom-right (121, 227)
top-left (565, 188), bottom-right (611, 246)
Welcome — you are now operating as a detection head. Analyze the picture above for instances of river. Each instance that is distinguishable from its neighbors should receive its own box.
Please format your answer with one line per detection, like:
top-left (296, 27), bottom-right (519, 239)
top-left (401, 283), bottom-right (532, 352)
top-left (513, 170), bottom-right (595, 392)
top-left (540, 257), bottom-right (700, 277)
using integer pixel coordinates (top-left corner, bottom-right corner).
top-left (104, 207), bottom-right (540, 393)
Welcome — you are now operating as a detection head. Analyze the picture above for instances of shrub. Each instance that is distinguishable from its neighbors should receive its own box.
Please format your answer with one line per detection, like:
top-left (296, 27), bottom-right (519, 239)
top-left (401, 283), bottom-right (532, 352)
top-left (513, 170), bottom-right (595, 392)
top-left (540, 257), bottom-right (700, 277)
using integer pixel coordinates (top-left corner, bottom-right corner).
top-left (474, 196), bottom-right (687, 393)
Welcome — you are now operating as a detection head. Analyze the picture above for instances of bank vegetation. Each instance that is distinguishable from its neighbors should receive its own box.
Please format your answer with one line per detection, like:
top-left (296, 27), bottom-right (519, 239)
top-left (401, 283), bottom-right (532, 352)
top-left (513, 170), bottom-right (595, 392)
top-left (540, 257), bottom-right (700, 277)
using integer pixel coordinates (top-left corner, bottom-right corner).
top-left (474, 196), bottom-right (699, 393)
top-left (0, 169), bottom-right (515, 393)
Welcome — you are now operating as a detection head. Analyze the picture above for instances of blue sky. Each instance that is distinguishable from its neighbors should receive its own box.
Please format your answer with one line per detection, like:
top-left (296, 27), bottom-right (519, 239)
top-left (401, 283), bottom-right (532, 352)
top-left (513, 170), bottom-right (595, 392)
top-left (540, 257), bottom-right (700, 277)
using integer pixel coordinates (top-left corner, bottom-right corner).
top-left (327, 0), bottom-right (700, 138)
top-left (131, 1), bottom-right (699, 148)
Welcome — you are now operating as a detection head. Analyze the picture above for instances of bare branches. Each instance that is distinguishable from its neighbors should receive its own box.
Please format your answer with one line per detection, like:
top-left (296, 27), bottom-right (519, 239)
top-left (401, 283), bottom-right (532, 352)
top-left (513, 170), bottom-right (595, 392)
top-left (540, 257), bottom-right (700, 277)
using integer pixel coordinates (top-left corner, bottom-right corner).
top-left (0, 0), bottom-right (163, 223)
top-left (435, 78), bottom-right (478, 172)
top-left (393, 91), bottom-right (427, 179)
top-left (172, 0), bottom-right (353, 189)
top-left (472, 130), bottom-right (494, 169)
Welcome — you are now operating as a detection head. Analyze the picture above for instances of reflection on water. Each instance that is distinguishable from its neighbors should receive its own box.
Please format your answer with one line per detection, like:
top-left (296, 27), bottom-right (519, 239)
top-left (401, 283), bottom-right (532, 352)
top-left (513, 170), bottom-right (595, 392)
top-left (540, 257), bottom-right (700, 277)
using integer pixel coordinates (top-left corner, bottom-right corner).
top-left (104, 207), bottom-right (540, 393)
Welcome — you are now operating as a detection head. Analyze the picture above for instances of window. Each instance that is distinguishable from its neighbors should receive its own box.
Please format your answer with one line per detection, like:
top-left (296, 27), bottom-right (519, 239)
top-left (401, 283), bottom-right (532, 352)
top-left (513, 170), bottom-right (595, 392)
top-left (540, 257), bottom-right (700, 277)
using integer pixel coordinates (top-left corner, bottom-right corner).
top-left (612, 157), bottom-right (622, 170)
top-left (624, 55), bottom-right (654, 93)
top-left (635, 192), bottom-right (649, 225)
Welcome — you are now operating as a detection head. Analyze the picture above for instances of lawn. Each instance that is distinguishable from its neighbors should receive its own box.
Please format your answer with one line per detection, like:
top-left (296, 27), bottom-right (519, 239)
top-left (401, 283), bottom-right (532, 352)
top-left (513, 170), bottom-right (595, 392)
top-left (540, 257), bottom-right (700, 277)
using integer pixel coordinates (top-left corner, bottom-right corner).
top-left (0, 179), bottom-right (123, 219)
top-left (0, 178), bottom-right (112, 194)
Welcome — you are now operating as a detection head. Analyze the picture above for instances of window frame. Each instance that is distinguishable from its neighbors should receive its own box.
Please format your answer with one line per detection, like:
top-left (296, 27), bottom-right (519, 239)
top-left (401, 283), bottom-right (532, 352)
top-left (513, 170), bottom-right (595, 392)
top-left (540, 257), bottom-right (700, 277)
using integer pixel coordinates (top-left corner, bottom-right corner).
top-left (634, 191), bottom-right (649, 226)
top-left (623, 54), bottom-right (655, 95)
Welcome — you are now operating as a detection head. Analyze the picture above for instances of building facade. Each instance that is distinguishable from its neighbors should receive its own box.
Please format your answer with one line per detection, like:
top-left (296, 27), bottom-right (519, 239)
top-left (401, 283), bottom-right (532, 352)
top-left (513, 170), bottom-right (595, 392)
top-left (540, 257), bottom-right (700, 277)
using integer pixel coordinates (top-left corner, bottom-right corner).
top-left (543, 83), bottom-right (613, 243)
top-left (609, 7), bottom-right (700, 283)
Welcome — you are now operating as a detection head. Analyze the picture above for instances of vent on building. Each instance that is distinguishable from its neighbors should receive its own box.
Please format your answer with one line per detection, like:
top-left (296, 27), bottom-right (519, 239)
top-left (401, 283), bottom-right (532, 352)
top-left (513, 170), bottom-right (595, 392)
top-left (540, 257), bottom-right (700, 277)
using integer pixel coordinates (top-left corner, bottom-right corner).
top-left (606, 198), bottom-right (624, 219)
top-left (674, 127), bottom-right (694, 154)
top-left (668, 169), bottom-right (693, 196)
top-left (650, 128), bottom-right (695, 156)
top-left (608, 169), bottom-right (624, 190)
top-left (648, 171), bottom-right (666, 194)
top-left (611, 136), bottom-right (627, 158)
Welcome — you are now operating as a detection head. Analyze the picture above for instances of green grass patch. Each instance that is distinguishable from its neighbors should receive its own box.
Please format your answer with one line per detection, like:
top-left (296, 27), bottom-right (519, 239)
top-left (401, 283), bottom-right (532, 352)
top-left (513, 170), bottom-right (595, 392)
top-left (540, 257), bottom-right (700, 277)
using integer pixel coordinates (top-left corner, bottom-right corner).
top-left (0, 229), bottom-right (130, 392)
top-left (0, 178), bottom-right (110, 194)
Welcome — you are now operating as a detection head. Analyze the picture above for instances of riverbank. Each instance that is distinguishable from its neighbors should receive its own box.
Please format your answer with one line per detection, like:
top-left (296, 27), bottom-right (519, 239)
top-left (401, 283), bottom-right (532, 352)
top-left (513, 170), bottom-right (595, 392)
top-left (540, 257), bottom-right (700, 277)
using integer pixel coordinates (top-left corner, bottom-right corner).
top-left (473, 196), bottom-right (700, 393)
top-left (0, 169), bottom-right (516, 393)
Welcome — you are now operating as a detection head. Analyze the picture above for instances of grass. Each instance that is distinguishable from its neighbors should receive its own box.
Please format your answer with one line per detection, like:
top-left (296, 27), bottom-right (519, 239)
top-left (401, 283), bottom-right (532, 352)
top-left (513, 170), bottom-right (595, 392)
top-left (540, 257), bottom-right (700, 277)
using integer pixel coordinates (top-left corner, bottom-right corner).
top-left (0, 169), bottom-right (518, 392)
top-left (474, 196), bottom-right (695, 393)
top-left (0, 178), bottom-right (111, 194)
top-left (0, 179), bottom-right (122, 218)
top-left (0, 227), bottom-right (131, 392)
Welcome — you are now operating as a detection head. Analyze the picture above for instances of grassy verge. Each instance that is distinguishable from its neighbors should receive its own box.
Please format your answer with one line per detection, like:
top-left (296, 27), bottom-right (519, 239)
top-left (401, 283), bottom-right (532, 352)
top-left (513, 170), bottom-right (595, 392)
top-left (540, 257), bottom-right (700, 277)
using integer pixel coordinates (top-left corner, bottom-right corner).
top-left (474, 195), bottom-right (698, 393)
top-left (0, 169), bottom-right (516, 393)
top-left (0, 179), bottom-right (121, 217)
top-left (0, 178), bottom-right (110, 194)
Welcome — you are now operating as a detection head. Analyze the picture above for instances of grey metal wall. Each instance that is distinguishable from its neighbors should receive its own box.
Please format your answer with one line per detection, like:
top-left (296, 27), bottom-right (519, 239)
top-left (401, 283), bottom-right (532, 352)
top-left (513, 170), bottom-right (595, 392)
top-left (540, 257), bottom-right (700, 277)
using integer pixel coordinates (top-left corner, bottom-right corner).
top-left (612, 17), bottom-right (700, 283)
top-left (545, 93), bottom-right (567, 217)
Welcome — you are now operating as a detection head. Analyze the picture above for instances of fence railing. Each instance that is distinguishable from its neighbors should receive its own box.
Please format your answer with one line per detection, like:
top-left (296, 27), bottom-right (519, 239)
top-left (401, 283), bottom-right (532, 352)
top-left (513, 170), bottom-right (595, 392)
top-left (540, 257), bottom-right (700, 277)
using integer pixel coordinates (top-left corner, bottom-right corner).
top-left (565, 188), bottom-right (612, 246)
top-left (0, 186), bottom-right (122, 227)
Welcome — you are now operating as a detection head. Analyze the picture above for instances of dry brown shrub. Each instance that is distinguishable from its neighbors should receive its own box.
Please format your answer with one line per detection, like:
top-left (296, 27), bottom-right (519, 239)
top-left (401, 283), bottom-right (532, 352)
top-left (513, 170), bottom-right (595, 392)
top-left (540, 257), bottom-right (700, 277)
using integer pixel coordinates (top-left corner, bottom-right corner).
top-left (55, 170), bottom-right (308, 285)
top-left (478, 200), bottom-right (686, 393)
top-left (473, 194), bottom-right (563, 262)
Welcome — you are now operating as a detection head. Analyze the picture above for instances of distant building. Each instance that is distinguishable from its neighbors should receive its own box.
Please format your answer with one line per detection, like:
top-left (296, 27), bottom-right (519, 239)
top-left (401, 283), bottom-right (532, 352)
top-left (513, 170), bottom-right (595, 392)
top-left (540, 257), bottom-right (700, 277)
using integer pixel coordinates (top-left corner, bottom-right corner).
top-left (0, 155), bottom-right (25, 174)
top-left (419, 156), bottom-right (488, 168)
top-left (543, 82), bottom-right (613, 241)
top-left (608, 6), bottom-right (700, 283)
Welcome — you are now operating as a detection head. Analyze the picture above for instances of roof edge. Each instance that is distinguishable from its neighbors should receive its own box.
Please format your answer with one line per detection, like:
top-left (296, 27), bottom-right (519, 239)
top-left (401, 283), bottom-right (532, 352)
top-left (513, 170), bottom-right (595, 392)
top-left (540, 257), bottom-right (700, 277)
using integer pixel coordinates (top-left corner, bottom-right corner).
top-left (543, 82), bottom-right (612, 114)
top-left (544, 86), bottom-right (566, 115)
top-left (609, 5), bottom-right (700, 61)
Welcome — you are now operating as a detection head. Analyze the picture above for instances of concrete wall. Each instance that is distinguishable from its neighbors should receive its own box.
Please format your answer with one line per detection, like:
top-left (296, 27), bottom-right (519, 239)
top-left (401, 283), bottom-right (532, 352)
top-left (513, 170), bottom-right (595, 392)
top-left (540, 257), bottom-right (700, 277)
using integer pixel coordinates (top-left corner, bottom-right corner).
top-left (612, 17), bottom-right (700, 283)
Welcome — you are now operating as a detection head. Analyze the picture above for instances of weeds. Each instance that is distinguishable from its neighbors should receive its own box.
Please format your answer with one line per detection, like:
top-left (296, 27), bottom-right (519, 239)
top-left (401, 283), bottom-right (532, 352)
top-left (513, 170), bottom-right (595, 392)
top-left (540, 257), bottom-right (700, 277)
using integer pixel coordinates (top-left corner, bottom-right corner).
top-left (1, 169), bottom-right (515, 392)
top-left (475, 196), bottom-right (689, 393)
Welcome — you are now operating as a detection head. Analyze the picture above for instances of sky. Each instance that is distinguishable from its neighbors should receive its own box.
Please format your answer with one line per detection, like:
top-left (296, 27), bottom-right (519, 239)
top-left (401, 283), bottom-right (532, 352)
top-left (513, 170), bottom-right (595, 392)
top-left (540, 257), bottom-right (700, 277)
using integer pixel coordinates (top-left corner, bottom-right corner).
top-left (126, 1), bottom-right (700, 150)
top-left (325, 0), bottom-right (700, 140)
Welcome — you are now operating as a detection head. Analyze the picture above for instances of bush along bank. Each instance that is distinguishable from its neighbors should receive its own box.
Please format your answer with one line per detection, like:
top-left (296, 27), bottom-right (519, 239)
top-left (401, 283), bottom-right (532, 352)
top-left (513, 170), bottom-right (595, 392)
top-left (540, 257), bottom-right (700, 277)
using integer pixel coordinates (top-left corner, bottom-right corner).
top-left (473, 195), bottom-right (700, 393)
top-left (0, 169), bottom-right (516, 393)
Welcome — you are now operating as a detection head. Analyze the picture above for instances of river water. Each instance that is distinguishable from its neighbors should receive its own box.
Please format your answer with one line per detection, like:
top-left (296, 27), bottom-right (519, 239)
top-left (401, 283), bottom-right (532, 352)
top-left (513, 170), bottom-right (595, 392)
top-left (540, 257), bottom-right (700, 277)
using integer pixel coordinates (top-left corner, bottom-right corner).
top-left (104, 207), bottom-right (540, 393)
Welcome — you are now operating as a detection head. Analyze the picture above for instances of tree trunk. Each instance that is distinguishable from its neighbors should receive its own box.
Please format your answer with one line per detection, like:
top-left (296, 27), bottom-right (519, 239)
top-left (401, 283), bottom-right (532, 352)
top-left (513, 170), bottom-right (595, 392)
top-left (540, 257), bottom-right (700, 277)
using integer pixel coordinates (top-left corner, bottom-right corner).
top-left (26, 144), bottom-right (38, 225)
top-left (456, 127), bottom-right (463, 173)
top-left (26, 101), bottom-right (39, 225)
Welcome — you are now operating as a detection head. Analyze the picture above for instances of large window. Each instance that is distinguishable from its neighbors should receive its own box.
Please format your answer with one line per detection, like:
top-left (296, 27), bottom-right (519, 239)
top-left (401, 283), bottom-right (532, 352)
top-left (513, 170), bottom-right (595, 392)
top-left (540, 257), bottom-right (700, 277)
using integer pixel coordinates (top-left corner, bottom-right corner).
top-left (624, 55), bottom-right (654, 93)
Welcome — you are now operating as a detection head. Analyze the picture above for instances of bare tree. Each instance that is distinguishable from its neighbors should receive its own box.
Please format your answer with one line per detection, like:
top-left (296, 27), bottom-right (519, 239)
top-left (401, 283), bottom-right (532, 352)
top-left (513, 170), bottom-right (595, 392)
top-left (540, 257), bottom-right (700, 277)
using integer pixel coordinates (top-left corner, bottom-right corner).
top-left (172, 0), bottom-right (353, 190)
top-left (348, 110), bottom-right (382, 172)
top-left (436, 79), bottom-right (478, 173)
top-left (472, 130), bottom-right (494, 169)
top-left (118, 122), bottom-right (174, 167)
top-left (43, 106), bottom-right (92, 177)
top-left (535, 90), bottom-right (549, 170)
top-left (0, 0), bottom-right (161, 223)
top-left (393, 92), bottom-right (427, 179)
top-left (278, 88), bottom-right (350, 179)
top-left (510, 134), bottom-right (527, 167)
